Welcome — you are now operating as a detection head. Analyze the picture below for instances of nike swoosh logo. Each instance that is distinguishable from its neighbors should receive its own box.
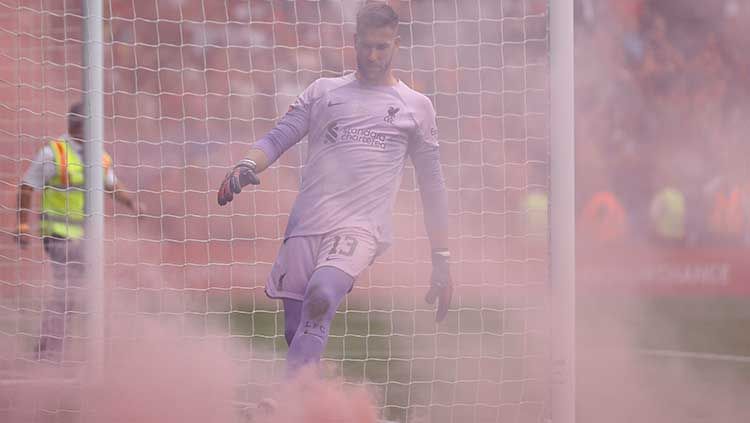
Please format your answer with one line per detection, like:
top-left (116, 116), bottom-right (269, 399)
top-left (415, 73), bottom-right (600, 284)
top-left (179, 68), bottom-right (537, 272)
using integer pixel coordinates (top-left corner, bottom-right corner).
top-left (327, 100), bottom-right (344, 107)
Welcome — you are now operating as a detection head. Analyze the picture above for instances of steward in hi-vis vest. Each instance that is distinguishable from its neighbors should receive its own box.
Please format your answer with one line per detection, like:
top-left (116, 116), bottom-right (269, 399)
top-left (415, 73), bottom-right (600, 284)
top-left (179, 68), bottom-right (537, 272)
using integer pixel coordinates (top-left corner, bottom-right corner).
top-left (16, 102), bottom-right (142, 362)
top-left (40, 138), bottom-right (112, 239)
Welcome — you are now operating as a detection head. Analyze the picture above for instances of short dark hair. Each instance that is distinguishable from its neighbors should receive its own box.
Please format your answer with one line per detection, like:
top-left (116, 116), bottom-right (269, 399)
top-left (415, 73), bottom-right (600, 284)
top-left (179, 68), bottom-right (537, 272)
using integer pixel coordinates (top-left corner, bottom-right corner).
top-left (356, 2), bottom-right (399, 34)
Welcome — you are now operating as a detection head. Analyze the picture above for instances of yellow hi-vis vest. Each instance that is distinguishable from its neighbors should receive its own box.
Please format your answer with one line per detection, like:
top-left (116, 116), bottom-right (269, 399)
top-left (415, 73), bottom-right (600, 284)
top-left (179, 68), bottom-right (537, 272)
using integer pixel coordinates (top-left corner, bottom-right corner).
top-left (40, 140), bottom-right (111, 239)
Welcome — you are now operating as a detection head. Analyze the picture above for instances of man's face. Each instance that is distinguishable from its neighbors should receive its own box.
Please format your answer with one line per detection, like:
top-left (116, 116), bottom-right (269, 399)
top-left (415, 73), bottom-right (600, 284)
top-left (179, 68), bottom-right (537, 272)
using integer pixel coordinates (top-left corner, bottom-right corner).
top-left (68, 104), bottom-right (85, 141)
top-left (354, 25), bottom-right (399, 83)
top-left (68, 117), bottom-right (84, 141)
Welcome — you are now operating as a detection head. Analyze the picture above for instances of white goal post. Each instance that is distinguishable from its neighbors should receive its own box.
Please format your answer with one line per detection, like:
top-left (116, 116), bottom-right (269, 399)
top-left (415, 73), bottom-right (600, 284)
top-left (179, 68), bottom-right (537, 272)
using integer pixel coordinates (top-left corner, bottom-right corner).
top-left (82, 0), bottom-right (105, 379)
top-left (549, 0), bottom-right (575, 422)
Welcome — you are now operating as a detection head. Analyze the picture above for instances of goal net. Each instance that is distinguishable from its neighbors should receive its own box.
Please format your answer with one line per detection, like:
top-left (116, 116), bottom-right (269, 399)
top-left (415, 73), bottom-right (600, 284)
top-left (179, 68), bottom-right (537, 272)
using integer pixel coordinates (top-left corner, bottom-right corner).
top-left (0, 1), bottom-right (551, 422)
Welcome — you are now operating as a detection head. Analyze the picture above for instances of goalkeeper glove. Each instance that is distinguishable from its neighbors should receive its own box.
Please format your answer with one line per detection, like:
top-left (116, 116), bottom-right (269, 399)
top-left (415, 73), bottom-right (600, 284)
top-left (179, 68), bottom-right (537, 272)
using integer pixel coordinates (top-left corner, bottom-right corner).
top-left (217, 159), bottom-right (260, 206)
top-left (425, 248), bottom-right (453, 323)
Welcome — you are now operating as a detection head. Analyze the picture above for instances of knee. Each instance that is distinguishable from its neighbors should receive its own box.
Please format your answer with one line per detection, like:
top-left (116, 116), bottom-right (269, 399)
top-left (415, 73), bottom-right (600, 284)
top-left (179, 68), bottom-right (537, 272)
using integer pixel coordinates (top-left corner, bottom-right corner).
top-left (302, 267), bottom-right (352, 321)
top-left (304, 285), bottom-right (335, 323)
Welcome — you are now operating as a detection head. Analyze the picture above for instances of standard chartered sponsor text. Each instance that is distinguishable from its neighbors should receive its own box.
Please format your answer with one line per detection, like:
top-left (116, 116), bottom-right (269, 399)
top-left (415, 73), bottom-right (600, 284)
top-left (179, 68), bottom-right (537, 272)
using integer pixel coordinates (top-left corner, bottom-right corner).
top-left (338, 126), bottom-right (387, 150)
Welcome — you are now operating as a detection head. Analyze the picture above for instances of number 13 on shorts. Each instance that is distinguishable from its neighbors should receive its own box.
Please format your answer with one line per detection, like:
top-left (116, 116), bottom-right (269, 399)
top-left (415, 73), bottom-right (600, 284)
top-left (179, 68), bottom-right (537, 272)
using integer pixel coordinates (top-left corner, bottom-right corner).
top-left (318, 227), bottom-right (377, 277)
top-left (326, 235), bottom-right (358, 259)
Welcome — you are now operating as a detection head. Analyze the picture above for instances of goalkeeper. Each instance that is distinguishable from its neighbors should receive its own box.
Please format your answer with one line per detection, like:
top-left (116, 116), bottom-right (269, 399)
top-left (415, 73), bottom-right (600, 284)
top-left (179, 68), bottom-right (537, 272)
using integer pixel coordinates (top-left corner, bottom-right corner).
top-left (217, 2), bottom-right (452, 376)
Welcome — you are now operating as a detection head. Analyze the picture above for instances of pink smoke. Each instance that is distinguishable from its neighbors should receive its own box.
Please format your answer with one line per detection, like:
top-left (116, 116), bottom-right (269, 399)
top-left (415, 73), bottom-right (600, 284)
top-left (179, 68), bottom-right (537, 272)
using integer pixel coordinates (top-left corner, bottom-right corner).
top-left (1, 323), bottom-right (378, 423)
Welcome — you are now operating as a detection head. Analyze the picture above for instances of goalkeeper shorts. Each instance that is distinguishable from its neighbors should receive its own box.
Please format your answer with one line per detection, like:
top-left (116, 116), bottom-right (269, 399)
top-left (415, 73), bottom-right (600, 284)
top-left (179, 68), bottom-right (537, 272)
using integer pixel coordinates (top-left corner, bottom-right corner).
top-left (265, 227), bottom-right (377, 301)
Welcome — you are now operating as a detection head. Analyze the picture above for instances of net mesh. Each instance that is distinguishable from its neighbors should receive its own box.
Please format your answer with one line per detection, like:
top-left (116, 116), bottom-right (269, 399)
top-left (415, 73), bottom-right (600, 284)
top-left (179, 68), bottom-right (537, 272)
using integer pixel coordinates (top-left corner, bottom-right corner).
top-left (0, 1), bottom-right (550, 422)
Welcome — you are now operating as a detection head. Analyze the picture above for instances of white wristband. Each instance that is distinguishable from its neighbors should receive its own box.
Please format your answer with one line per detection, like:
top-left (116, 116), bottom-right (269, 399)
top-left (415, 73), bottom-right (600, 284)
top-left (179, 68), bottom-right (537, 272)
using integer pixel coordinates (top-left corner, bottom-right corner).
top-left (432, 249), bottom-right (450, 258)
top-left (237, 158), bottom-right (257, 170)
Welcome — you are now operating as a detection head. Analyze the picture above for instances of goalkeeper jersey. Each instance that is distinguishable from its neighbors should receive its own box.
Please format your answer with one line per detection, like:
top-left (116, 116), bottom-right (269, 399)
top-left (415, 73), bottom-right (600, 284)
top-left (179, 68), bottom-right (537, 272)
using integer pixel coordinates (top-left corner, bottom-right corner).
top-left (254, 72), bottom-right (445, 247)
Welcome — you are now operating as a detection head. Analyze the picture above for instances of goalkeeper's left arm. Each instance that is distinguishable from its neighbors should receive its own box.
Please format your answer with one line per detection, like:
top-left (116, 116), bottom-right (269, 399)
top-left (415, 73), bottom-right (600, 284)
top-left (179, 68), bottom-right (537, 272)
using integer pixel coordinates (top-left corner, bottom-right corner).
top-left (410, 141), bottom-right (452, 323)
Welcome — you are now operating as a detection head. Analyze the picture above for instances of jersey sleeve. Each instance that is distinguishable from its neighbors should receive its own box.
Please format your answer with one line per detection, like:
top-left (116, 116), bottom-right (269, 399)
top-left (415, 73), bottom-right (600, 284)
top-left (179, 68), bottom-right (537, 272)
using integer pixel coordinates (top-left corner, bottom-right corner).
top-left (21, 146), bottom-right (55, 189)
top-left (253, 79), bottom-right (319, 164)
top-left (411, 95), bottom-right (439, 148)
top-left (408, 95), bottom-right (444, 192)
top-left (408, 95), bottom-right (448, 237)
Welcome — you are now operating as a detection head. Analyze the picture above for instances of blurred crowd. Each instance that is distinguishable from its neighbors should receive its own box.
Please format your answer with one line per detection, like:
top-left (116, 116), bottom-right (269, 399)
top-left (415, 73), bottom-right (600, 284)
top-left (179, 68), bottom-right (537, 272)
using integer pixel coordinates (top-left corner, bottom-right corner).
top-left (575, 0), bottom-right (750, 248)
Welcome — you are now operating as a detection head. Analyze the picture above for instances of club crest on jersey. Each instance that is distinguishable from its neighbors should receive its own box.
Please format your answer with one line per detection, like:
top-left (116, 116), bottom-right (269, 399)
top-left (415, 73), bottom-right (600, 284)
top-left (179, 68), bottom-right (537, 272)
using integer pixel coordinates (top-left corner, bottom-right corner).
top-left (384, 106), bottom-right (400, 124)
